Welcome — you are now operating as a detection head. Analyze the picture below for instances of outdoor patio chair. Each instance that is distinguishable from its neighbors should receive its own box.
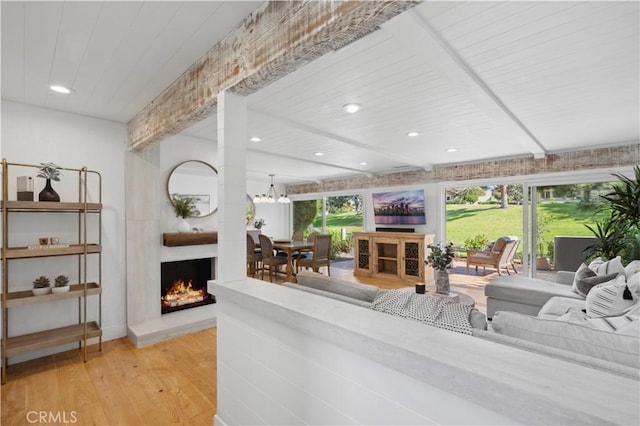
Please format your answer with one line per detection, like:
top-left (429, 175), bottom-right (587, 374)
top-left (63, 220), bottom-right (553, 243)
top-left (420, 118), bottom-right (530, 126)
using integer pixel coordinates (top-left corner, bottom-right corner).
top-left (296, 234), bottom-right (332, 276)
top-left (466, 237), bottom-right (519, 276)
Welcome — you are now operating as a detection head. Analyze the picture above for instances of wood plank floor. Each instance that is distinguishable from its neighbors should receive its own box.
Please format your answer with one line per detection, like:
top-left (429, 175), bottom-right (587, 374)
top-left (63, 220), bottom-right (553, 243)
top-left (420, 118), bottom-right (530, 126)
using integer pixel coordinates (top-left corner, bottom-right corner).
top-left (1, 259), bottom-right (505, 425)
top-left (1, 329), bottom-right (217, 426)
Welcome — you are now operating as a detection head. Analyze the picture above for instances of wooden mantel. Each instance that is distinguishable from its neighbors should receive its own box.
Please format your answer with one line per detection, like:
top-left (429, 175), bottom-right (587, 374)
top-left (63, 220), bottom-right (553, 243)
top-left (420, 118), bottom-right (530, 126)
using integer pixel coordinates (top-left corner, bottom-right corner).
top-left (162, 232), bottom-right (218, 247)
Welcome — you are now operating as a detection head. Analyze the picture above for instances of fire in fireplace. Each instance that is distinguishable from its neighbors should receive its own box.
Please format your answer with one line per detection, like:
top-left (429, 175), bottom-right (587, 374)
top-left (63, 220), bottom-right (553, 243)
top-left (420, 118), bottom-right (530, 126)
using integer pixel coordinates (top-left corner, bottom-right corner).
top-left (160, 258), bottom-right (216, 314)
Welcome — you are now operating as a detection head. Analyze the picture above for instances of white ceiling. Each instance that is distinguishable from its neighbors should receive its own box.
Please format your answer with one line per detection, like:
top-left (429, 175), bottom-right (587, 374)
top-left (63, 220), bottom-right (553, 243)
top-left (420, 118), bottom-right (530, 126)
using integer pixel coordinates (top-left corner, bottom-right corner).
top-left (2, 1), bottom-right (639, 186)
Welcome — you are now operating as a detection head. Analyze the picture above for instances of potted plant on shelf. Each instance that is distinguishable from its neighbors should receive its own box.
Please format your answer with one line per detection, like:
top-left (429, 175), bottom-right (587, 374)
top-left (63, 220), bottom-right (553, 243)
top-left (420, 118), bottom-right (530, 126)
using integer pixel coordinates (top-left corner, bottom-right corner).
top-left (52, 275), bottom-right (70, 293)
top-left (32, 275), bottom-right (51, 296)
top-left (425, 242), bottom-right (455, 294)
top-left (171, 195), bottom-right (200, 233)
top-left (37, 162), bottom-right (62, 202)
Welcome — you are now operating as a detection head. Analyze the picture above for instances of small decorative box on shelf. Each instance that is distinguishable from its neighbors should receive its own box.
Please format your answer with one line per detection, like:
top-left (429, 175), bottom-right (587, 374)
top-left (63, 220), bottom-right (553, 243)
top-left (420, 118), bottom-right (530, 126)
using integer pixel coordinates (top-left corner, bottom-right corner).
top-left (162, 231), bottom-right (218, 247)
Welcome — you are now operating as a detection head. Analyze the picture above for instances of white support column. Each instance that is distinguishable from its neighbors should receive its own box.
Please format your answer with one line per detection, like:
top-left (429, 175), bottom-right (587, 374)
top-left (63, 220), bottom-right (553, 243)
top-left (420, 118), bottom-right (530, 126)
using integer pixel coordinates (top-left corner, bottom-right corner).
top-left (125, 144), bottom-right (161, 326)
top-left (217, 91), bottom-right (247, 283)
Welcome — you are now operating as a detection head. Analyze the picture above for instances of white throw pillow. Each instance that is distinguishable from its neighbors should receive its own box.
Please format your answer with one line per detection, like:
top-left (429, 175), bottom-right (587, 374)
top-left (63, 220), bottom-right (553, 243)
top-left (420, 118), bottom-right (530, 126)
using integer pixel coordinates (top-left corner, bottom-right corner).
top-left (588, 256), bottom-right (626, 278)
top-left (628, 270), bottom-right (640, 297)
top-left (624, 260), bottom-right (640, 296)
top-left (586, 275), bottom-right (636, 318)
top-left (624, 260), bottom-right (640, 277)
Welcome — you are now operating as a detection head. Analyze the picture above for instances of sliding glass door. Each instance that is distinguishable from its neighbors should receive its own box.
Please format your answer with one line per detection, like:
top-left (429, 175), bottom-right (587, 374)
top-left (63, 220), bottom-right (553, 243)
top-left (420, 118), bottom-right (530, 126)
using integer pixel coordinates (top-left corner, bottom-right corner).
top-left (292, 193), bottom-right (364, 259)
top-left (445, 174), bottom-right (617, 281)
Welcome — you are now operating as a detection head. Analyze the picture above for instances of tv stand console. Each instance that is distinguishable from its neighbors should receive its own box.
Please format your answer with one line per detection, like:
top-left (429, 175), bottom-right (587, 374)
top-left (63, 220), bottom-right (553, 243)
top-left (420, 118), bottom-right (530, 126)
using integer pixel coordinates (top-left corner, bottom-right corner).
top-left (353, 231), bottom-right (435, 284)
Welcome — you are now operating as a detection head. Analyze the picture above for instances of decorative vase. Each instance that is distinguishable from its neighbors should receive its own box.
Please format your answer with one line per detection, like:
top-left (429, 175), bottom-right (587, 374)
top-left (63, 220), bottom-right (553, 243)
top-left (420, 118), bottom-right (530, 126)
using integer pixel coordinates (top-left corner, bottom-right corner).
top-left (52, 286), bottom-right (70, 294)
top-left (38, 179), bottom-right (60, 202)
top-left (32, 287), bottom-right (51, 296)
top-left (177, 218), bottom-right (190, 233)
top-left (435, 269), bottom-right (450, 294)
top-left (415, 284), bottom-right (426, 294)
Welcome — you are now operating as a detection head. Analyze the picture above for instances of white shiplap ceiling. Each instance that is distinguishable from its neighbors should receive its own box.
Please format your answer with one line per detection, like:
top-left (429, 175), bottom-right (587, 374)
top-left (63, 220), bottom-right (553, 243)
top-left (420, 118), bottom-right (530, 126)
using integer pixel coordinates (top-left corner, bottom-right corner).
top-left (2, 1), bottom-right (639, 186)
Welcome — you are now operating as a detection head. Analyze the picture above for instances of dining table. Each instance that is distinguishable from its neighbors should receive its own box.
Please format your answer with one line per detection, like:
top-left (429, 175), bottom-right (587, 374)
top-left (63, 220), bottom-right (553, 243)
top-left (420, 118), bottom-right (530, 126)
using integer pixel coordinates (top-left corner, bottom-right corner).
top-left (272, 239), bottom-right (314, 283)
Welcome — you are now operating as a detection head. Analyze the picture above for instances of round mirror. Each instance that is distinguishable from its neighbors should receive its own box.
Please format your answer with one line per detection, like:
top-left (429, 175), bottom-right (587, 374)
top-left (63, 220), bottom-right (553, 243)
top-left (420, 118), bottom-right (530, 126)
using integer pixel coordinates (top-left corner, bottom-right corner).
top-left (167, 160), bottom-right (218, 217)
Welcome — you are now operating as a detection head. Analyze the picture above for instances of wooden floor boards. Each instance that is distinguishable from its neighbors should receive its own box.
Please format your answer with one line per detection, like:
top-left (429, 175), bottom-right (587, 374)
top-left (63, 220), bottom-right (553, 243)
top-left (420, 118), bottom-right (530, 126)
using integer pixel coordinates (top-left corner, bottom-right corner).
top-left (1, 329), bottom-right (217, 426)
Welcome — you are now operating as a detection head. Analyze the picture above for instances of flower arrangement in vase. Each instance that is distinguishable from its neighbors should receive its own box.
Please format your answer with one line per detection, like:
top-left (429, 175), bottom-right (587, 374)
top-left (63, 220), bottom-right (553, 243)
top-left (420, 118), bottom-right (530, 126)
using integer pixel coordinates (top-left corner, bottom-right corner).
top-left (425, 242), bottom-right (455, 294)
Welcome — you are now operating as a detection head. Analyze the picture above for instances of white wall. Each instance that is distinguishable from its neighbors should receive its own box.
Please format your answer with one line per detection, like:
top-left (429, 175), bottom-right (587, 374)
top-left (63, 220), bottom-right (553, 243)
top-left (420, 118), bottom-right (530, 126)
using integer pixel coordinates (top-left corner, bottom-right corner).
top-left (1, 101), bottom-right (128, 363)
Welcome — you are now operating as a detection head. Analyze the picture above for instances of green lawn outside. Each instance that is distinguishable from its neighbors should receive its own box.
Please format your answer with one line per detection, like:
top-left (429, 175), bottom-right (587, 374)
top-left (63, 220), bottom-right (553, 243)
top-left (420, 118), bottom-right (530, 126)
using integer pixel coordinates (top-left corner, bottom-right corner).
top-left (304, 202), bottom-right (606, 257)
top-left (312, 211), bottom-right (364, 235)
top-left (446, 202), bottom-right (607, 250)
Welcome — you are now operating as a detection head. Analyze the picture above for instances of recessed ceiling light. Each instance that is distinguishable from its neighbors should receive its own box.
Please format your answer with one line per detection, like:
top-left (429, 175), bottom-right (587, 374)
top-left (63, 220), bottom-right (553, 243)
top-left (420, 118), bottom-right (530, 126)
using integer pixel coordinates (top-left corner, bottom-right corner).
top-left (249, 136), bottom-right (262, 142)
top-left (360, 162), bottom-right (368, 166)
top-left (49, 85), bottom-right (72, 94)
top-left (407, 131), bottom-right (420, 137)
top-left (314, 152), bottom-right (325, 156)
top-left (342, 103), bottom-right (361, 113)
top-left (447, 148), bottom-right (457, 152)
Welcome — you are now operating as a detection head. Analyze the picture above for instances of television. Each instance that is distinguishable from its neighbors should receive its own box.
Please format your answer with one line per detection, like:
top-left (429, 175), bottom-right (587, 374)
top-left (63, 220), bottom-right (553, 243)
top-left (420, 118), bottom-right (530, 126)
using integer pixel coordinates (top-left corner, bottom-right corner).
top-left (372, 189), bottom-right (426, 225)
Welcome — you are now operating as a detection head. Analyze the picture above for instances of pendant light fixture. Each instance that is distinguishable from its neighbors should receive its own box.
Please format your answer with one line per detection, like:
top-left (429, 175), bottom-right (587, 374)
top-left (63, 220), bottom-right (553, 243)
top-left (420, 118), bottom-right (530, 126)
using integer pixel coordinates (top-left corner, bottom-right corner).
top-left (253, 174), bottom-right (290, 204)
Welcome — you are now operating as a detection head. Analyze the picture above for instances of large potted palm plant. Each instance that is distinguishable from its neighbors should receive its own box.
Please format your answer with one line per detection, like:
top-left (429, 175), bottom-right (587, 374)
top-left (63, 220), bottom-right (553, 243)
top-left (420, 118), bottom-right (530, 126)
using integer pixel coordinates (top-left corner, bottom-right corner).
top-left (584, 165), bottom-right (640, 263)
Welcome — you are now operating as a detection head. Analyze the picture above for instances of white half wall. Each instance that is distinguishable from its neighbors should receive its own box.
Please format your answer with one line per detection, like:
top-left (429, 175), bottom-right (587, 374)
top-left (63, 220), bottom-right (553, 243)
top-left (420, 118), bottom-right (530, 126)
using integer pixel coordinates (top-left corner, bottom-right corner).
top-left (214, 279), bottom-right (639, 426)
top-left (1, 101), bottom-right (128, 363)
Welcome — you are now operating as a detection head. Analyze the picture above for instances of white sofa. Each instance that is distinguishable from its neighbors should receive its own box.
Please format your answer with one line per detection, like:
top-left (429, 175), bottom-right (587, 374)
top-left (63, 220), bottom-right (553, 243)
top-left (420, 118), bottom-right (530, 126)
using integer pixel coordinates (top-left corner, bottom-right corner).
top-left (474, 298), bottom-right (639, 379)
top-left (484, 270), bottom-right (582, 318)
top-left (286, 270), bottom-right (639, 380)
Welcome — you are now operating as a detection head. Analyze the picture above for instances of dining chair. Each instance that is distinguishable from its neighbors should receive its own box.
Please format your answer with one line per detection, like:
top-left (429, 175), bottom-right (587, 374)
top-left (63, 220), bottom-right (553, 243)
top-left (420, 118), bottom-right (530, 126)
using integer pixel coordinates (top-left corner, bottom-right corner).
top-left (298, 231), bottom-right (319, 258)
top-left (277, 230), bottom-right (307, 259)
top-left (296, 234), bottom-right (332, 276)
top-left (247, 233), bottom-right (262, 277)
top-left (259, 234), bottom-right (288, 282)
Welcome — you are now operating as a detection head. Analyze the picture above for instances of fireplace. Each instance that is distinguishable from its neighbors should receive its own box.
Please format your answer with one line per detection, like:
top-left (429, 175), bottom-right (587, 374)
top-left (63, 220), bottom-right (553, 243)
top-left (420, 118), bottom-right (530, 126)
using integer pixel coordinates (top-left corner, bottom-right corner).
top-left (160, 258), bottom-right (216, 314)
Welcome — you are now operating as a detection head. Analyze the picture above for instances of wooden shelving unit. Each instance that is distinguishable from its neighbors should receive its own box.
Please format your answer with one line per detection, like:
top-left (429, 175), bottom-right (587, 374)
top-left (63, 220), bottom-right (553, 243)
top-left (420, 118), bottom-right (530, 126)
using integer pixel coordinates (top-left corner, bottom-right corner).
top-left (1, 160), bottom-right (103, 384)
top-left (4, 283), bottom-right (101, 308)
top-left (2, 244), bottom-right (101, 259)
top-left (5, 322), bottom-right (102, 357)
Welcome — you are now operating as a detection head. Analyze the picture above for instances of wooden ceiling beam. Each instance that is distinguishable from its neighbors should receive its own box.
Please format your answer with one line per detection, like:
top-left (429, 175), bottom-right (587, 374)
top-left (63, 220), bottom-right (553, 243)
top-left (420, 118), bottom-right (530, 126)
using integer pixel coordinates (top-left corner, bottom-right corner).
top-left (127, 0), bottom-right (418, 152)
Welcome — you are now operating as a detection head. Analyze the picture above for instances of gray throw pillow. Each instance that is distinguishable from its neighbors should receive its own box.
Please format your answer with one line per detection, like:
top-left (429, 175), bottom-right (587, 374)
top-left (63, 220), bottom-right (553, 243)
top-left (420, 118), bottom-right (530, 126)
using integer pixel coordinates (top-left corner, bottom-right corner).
top-left (573, 264), bottom-right (618, 297)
